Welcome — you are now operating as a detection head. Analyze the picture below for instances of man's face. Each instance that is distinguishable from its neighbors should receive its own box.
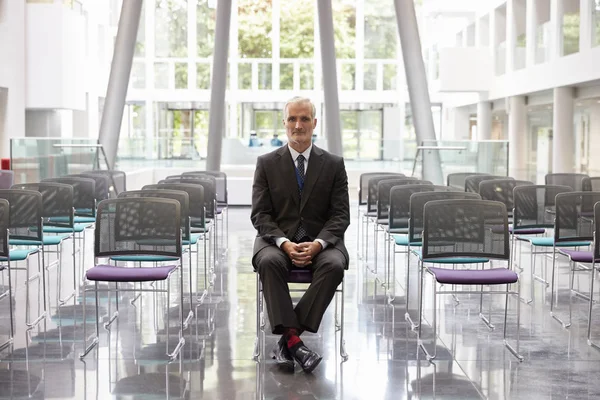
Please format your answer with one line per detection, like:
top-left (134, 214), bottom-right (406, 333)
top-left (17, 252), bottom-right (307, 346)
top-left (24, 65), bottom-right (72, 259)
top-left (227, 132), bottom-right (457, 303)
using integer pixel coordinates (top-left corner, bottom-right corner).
top-left (284, 102), bottom-right (317, 148)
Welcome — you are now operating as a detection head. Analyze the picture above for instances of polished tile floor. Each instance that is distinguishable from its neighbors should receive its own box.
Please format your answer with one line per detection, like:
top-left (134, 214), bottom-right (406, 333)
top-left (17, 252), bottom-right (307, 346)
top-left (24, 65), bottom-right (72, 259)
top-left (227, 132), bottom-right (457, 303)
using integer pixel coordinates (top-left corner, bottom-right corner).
top-left (2, 205), bottom-right (600, 399)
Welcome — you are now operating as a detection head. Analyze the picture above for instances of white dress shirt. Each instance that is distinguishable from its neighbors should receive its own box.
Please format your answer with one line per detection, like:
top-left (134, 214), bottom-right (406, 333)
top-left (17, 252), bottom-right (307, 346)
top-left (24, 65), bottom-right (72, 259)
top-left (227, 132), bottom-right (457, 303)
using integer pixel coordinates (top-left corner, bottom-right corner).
top-left (275, 144), bottom-right (327, 250)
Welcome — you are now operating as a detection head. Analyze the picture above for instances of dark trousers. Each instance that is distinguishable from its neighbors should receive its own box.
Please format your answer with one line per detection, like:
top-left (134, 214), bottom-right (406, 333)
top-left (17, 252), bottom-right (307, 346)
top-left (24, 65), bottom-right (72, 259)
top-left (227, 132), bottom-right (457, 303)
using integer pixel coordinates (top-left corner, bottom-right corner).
top-left (254, 245), bottom-right (345, 334)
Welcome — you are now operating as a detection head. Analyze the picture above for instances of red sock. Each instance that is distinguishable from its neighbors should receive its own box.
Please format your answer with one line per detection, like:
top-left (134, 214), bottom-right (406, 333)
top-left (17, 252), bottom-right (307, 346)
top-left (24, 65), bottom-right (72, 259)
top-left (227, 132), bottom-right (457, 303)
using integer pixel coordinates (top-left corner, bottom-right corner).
top-left (284, 328), bottom-right (302, 349)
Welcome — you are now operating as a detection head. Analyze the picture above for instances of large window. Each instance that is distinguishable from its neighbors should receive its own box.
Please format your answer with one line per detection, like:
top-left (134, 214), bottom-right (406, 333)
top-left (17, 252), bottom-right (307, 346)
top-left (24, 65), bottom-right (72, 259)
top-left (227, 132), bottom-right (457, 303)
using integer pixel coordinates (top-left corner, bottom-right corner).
top-left (364, 1), bottom-right (397, 59)
top-left (155, 0), bottom-right (188, 58)
top-left (593, 0), bottom-right (600, 47)
top-left (197, 0), bottom-right (216, 57)
top-left (280, 0), bottom-right (314, 58)
top-left (238, 0), bottom-right (273, 58)
top-left (563, 12), bottom-right (580, 56)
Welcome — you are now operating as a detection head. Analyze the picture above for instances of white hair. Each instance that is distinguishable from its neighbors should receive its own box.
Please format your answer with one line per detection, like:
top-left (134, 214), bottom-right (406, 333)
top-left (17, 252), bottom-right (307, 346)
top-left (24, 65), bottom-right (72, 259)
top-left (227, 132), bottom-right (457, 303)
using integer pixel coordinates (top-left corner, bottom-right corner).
top-left (283, 96), bottom-right (316, 120)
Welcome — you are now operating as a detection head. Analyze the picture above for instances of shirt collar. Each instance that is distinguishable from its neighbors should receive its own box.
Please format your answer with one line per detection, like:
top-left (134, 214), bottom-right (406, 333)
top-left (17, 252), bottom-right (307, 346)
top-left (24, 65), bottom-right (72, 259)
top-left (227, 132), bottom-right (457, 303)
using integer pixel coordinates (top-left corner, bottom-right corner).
top-left (288, 143), bottom-right (312, 162)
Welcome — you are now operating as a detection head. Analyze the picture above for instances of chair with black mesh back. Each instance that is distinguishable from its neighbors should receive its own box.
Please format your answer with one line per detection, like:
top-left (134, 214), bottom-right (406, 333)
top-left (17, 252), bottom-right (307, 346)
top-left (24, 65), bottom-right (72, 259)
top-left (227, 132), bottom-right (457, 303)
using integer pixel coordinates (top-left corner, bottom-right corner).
top-left (582, 177), bottom-right (600, 191)
top-left (404, 191), bottom-right (481, 329)
top-left (364, 174), bottom-right (415, 269)
top-left (386, 184), bottom-right (434, 302)
top-left (10, 182), bottom-right (78, 308)
top-left (80, 197), bottom-right (185, 361)
top-left (479, 179), bottom-right (532, 216)
top-left (69, 173), bottom-right (110, 223)
top-left (144, 183), bottom-right (212, 293)
top-left (182, 171), bottom-right (229, 249)
top-left (0, 199), bottom-right (15, 352)
top-left (118, 189), bottom-right (196, 326)
top-left (374, 178), bottom-right (432, 277)
top-left (0, 190), bottom-right (45, 331)
top-left (159, 176), bottom-right (219, 264)
top-left (464, 175), bottom-right (513, 193)
top-left (512, 185), bottom-right (575, 303)
top-left (83, 170), bottom-right (127, 198)
top-left (417, 199), bottom-right (523, 361)
top-left (43, 176), bottom-right (96, 275)
top-left (357, 172), bottom-right (405, 260)
top-left (545, 173), bottom-right (588, 191)
top-left (446, 172), bottom-right (489, 190)
top-left (548, 191), bottom-right (600, 328)
top-left (586, 201), bottom-right (600, 349)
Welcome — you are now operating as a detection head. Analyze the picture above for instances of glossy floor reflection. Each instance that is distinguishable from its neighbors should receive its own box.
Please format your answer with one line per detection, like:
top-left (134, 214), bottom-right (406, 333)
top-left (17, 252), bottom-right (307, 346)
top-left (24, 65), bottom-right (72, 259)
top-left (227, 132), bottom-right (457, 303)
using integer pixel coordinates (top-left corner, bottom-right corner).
top-left (2, 206), bottom-right (600, 399)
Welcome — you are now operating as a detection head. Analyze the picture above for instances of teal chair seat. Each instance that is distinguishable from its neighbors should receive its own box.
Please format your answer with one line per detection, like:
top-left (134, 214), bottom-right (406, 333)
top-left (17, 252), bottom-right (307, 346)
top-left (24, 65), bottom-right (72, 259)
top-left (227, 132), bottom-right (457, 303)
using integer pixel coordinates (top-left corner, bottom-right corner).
top-left (0, 248), bottom-right (39, 261)
top-left (412, 249), bottom-right (489, 264)
top-left (110, 255), bottom-right (179, 262)
top-left (9, 234), bottom-right (71, 246)
top-left (516, 235), bottom-right (590, 247)
top-left (50, 216), bottom-right (96, 224)
top-left (43, 223), bottom-right (91, 234)
top-left (182, 233), bottom-right (203, 246)
top-left (392, 235), bottom-right (422, 247)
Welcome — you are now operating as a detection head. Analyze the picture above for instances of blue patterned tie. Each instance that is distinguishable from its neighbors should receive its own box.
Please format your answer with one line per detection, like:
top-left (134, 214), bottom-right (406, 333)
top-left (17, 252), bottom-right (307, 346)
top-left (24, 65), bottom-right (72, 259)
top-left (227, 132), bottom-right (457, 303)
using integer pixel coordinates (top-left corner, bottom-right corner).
top-left (293, 155), bottom-right (307, 241)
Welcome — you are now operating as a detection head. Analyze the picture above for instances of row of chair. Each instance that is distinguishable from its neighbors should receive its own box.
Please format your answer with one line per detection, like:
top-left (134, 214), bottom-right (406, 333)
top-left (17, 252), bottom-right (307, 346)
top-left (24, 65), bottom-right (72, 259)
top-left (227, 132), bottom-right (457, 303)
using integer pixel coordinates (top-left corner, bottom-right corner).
top-left (80, 170), bottom-right (229, 361)
top-left (357, 171), bottom-right (600, 361)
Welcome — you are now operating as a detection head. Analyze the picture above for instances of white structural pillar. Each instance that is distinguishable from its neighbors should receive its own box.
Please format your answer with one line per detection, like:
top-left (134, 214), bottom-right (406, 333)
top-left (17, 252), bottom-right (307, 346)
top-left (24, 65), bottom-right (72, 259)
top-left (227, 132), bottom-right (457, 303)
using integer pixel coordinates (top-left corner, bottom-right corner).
top-left (97, 0), bottom-right (143, 169)
top-left (508, 96), bottom-right (528, 179)
top-left (477, 101), bottom-right (492, 140)
top-left (552, 86), bottom-right (575, 173)
top-left (393, 0), bottom-right (443, 183)
top-left (206, 0), bottom-right (232, 171)
top-left (477, 101), bottom-right (493, 173)
top-left (316, 0), bottom-right (343, 156)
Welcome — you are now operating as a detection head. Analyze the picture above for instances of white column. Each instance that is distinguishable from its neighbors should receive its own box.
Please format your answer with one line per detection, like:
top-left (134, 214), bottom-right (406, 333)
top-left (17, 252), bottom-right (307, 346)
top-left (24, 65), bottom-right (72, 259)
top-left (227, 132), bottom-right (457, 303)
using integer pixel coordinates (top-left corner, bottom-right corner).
top-left (317, 0), bottom-right (343, 156)
top-left (228, 0), bottom-right (239, 139)
top-left (508, 95), bottom-right (528, 179)
top-left (451, 108), bottom-right (470, 140)
top-left (477, 101), bottom-right (492, 140)
top-left (506, 0), bottom-right (516, 72)
top-left (580, 0), bottom-right (592, 51)
top-left (145, 100), bottom-right (154, 158)
top-left (552, 86), bottom-right (575, 173)
top-left (98, 0), bottom-right (144, 169)
top-left (206, 0), bottom-right (232, 171)
top-left (526, 0), bottom-right (537, 66)
top-left (394, 0), bottom-right (443, 183)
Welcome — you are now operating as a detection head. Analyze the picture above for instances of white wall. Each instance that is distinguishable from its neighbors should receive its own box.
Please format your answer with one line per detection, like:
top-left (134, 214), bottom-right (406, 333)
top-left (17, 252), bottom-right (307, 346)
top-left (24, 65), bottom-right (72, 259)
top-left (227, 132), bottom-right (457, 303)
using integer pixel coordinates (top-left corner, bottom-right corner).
top-left (26, 3), bottom-right (86, 110)
top-left (0, 0), bottom-right (26, 158)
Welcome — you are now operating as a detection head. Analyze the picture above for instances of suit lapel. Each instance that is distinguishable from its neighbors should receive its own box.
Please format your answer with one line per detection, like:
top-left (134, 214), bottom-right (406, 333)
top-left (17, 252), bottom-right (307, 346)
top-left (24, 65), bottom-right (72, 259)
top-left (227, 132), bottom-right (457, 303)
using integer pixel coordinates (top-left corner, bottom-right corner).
top-left (276, 146), bottom-right (300, 207)
top-left (300, 145), bottom-right (324, 211)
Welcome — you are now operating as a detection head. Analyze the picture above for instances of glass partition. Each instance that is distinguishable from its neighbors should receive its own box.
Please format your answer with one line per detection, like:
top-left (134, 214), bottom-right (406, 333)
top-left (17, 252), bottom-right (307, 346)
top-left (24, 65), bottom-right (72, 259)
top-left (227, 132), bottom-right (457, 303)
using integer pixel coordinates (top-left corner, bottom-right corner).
top-left (10, 138), bottom-right (104, 183)
top-left (413, 140), bottom-right (509, 185)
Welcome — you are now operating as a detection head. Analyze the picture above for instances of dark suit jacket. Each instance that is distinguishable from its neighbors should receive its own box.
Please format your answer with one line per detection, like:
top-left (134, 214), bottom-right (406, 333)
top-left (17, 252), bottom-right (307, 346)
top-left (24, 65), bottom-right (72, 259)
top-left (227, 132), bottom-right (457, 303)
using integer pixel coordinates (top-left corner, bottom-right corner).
top-left (251, 144), bottom-right (350, 268)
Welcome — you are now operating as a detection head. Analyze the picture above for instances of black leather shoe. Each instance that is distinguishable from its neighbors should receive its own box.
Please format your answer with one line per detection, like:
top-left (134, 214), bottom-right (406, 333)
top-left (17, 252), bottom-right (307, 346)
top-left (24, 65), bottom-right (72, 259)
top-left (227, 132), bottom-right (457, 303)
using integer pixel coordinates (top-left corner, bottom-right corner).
top-left (291, 344), bottom-right (322, 373)
top-left (270, 336), bottom-right (294, 372)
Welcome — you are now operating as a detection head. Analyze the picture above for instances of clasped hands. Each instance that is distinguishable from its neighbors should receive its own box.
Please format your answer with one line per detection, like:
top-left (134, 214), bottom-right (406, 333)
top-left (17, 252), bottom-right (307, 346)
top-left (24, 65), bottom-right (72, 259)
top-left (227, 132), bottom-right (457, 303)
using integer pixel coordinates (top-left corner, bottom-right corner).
top-left (282, 241), bottom-right (322, 267)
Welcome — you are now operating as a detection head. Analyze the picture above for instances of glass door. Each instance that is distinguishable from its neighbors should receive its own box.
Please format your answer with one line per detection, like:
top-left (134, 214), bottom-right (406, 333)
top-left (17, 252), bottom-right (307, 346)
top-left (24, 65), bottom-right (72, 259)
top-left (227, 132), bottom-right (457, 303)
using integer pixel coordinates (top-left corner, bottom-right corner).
top-left (156, 103), bottom-right (210, 159)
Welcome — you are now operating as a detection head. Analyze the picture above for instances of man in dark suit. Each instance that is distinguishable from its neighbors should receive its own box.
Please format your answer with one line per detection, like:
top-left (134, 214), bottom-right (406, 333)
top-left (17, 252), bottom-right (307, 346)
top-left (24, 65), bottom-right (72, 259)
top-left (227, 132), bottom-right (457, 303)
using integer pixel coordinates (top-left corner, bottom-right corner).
top-left (251, 97), bottom-right (350, 373)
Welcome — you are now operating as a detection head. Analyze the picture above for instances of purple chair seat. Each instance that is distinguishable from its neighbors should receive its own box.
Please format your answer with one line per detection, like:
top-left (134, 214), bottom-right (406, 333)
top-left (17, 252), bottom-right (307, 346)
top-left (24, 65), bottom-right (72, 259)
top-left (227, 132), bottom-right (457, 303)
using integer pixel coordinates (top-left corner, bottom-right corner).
top-left (558, 249), bottom-right (599, 263)
top-left (510, 227), bottom-right (545, 235)
top-left (86, 264), bottom-right (178, 282)
top-left (288, 269), bottom-right (312, 284)
top-left (428, 267), bottom-right (518, 285)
